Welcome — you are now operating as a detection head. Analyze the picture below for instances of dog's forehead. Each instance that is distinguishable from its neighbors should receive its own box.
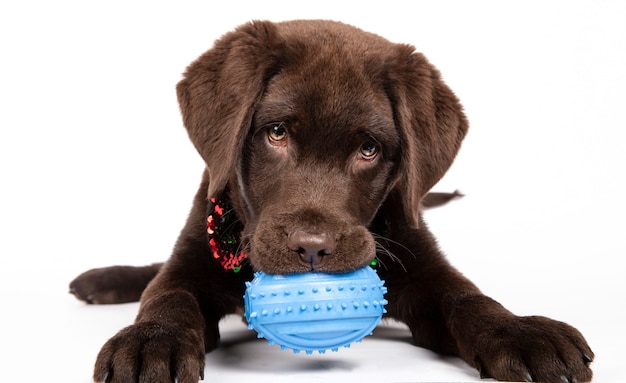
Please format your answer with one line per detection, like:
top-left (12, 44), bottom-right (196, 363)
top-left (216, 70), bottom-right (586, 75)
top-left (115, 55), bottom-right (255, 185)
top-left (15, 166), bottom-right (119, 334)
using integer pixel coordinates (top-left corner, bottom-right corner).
top-left (265, 21), bottom-right (396, 118)
top-left (276, 20), bottom-right (394, 55)
top-left (259, 60), bottom-right (395, 136)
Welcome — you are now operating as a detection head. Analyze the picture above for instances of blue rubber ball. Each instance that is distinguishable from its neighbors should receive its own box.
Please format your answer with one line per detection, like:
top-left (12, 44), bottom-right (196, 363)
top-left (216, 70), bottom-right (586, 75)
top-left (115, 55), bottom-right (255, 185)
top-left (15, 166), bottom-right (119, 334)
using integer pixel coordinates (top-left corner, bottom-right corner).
top-left (244, 266), bottom-right (388, 354)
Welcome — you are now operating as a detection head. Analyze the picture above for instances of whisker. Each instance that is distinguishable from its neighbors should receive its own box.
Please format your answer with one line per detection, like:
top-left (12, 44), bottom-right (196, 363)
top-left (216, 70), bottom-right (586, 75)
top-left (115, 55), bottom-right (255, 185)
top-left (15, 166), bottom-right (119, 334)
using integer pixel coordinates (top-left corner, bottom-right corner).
top-left (372, 233), bottom-right (417, 260)
top-left (222, 208), bottom-right (243, 233)
top-left (373, 234), bottom-right (408, 272)
top-left (375, 246), bottom-right (405, 272)
top-left (237, 233), bottom-right (253, 253)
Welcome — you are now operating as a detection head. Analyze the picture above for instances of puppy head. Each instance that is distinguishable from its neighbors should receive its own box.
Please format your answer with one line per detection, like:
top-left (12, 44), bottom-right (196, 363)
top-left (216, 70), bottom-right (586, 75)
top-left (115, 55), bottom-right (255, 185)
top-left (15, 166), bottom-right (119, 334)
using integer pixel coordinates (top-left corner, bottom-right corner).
top-left (176, 20), bottom-right (467, 273)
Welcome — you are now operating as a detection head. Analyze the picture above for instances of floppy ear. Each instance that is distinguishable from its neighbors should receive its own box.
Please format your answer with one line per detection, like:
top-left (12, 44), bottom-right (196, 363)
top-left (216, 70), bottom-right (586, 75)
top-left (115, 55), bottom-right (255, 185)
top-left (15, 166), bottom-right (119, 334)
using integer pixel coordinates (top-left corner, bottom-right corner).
top-left (386, 45), bottom-right (469, 228)
top-left (176, 20), bottom-right (284, 198)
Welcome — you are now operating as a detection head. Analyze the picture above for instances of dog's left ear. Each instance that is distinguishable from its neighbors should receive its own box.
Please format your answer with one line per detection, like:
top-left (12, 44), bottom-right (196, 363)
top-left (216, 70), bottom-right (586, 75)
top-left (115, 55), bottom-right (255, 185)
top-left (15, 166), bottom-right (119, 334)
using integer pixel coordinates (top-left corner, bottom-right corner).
top-left (176, 20), bottom-right (284, 199)
top-left (385, 45), bottom-right (469, 228)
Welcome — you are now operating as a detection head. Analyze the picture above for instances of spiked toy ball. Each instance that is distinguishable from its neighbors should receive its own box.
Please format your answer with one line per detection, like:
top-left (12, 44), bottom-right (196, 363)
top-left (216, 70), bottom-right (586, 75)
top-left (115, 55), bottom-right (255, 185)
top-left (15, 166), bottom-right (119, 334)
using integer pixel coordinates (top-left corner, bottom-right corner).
top-left (243, 266), bottom-right (388, 354)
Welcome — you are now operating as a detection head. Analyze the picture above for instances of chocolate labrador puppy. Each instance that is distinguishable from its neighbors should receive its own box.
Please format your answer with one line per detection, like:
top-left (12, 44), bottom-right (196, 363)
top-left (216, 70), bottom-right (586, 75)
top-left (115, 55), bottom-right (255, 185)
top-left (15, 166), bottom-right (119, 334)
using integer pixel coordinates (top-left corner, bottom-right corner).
top-left (70, 20), bottom-right (593, 383)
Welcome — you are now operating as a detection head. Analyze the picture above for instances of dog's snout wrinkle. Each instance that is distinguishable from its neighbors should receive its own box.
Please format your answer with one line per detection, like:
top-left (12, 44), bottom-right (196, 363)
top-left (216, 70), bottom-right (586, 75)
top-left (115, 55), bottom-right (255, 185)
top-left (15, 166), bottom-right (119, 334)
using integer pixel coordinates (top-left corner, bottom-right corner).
top-left (287, 229), bottom-right (336, 266)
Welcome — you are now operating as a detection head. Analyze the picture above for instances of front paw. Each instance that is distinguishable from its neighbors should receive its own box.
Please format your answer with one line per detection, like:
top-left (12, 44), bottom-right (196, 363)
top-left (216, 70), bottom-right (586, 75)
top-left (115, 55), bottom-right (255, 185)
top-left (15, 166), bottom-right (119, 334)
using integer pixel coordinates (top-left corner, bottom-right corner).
top-left (94, 321), bottom-right (205, 383)
top-left (467, 315), bottom-right (594, 383)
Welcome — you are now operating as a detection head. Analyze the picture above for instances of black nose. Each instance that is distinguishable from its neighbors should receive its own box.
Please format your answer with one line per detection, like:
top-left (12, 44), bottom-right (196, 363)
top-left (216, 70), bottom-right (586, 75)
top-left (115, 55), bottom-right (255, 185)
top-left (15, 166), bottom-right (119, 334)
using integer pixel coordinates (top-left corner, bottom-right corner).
top-left (287, 229), bottom-right (336, 266)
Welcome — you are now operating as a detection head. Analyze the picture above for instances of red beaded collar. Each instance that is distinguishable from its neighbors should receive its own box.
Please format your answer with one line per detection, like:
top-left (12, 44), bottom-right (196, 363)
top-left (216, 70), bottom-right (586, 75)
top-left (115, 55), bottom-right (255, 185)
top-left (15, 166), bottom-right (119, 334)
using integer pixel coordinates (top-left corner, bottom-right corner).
top-left (206, 194), bottom-right (247, 273)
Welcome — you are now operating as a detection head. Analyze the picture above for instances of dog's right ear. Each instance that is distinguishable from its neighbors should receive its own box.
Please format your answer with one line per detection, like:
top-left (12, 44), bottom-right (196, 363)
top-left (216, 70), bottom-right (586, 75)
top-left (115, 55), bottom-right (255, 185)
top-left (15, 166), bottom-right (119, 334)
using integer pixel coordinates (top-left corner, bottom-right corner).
top-left (385, 45), bottom-right (469, 228)
top-left (176, 20), bottom-right (284, 198)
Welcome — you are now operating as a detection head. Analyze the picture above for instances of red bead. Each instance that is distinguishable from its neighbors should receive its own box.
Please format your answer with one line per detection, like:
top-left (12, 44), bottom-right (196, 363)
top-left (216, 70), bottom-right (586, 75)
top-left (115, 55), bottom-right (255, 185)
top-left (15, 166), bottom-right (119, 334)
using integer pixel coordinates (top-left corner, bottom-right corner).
top-left (214, 204), bottom-right (224, 215)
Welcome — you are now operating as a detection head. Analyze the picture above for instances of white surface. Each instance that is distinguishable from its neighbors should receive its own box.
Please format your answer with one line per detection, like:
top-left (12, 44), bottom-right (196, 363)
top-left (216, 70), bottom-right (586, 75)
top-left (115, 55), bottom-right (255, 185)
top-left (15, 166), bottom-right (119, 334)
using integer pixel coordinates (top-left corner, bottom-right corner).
top-left (1, 1), bottom-right (625, 382)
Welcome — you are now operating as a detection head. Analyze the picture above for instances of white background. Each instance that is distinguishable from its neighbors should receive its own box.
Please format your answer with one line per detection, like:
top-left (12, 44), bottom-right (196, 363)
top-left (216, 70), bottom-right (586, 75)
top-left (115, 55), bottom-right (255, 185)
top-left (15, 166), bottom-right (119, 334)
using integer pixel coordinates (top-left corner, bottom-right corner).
top-left (1, 1), bottom-right (624, 382)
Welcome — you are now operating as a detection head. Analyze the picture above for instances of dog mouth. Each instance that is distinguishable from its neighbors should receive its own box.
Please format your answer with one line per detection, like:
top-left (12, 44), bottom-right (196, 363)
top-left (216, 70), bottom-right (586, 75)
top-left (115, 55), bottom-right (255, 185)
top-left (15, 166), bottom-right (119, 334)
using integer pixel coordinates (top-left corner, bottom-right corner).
top-left (298, 257), bottom-right (330, 272)
top-left (297, 256), bottom-right (330, 272)
top-left (246, 225), bottom-right (368, 274)
top-left (241, 208), bottom-right (381, 275)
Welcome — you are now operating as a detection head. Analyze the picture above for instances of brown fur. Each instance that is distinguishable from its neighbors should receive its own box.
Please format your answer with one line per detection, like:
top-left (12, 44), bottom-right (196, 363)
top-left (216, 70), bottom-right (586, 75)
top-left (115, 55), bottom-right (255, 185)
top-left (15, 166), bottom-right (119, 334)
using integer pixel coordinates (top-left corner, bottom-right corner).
top-left (70, 20), bottom-right (593, 383)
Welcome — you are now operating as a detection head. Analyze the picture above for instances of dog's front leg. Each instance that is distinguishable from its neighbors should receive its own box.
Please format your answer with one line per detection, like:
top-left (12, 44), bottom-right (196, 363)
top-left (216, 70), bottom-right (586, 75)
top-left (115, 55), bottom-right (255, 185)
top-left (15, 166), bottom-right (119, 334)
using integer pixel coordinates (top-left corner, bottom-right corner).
top-left (380, 213), bottom-right (594, 383)
top-left (92, 172), bottom-right (249, 383)
top-left (93, 284), bottom-right (209, 383)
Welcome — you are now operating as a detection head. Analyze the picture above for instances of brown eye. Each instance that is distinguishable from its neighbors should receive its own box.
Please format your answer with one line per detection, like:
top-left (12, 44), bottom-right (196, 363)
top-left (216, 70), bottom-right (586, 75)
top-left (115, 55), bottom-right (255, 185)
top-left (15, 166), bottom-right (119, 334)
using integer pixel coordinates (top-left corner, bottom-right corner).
top-left (359, 141), bottom-right (379, 160)
top-left (268, 124), bottom-right (288, 145)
